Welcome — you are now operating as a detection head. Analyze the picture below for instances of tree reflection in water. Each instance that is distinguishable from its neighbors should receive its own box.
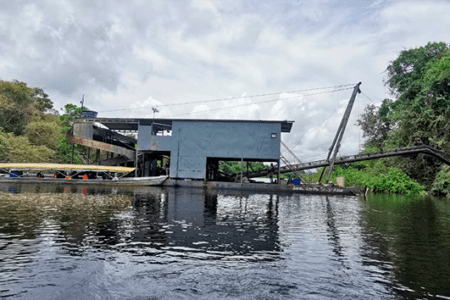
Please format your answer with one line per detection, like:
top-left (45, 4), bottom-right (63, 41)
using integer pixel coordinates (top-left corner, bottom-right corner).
top-left (1, 183), bottom-right (450, 299)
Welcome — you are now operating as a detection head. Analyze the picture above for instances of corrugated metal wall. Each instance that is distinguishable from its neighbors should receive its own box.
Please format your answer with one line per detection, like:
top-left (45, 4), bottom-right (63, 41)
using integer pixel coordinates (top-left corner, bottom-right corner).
top-left (169, 120), bottom-right (281, 179)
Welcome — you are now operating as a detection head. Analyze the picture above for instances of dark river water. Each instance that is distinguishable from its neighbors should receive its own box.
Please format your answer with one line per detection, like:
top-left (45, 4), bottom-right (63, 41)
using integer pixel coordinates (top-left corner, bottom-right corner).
top-left (1, 183), bottom-right (450, 299)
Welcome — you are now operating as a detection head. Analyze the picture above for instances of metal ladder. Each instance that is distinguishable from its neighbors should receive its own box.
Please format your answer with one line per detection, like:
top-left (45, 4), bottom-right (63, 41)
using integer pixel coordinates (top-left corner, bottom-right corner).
top-left (280, 140), bottom-right (311, 183)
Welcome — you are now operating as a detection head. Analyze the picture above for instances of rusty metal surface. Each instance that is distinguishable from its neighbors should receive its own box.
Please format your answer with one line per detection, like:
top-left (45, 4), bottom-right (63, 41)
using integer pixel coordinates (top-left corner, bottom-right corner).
top-left (73, 122), bottom-right (94, 139)
top-left (72, 136), bottom-right (136, 160)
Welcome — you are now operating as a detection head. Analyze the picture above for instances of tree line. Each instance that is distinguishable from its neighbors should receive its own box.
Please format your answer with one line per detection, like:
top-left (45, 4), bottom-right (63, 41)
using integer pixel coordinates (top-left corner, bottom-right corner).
top-left (351, 42), bottom-right (450, 195)
top-left (0, 80), bottom-right (87, 164)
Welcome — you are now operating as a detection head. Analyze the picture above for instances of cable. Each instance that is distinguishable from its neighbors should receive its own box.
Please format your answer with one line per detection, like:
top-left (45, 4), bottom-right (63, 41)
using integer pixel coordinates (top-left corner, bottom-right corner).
top-left (290, 102), bottom-right (347, 148)
top-left (361, 92), bottom-right (375, 103)
top-left (301, 152), bottom-right (329, 161)
top-left (165, 86), bottom-right (354, 118)
top-left (98, 83), bottom-right (357, 113)
top-left (290, 91), bottom-right (363, 149)
top-left (358, 95), bottom-right (361, 153)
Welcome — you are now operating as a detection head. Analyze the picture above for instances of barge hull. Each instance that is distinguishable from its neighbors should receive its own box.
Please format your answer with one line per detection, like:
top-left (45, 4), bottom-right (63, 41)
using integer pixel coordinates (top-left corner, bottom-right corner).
top-left (165, 180), bottom-right (357, 195)
top-left (0, 177), bottom-right (357, 195)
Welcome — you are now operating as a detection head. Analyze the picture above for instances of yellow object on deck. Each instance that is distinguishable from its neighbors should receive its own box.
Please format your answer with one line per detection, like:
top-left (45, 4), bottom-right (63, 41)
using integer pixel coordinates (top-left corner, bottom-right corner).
top-left (0, 163), bottom-right (135, 173)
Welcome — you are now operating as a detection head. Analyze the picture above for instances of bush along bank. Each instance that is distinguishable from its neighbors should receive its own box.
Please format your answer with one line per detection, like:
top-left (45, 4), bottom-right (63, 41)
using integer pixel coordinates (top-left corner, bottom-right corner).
top-left (431, 165), bottom-right (450, 196)
top-left (331, 165), bottom-right (426, 196)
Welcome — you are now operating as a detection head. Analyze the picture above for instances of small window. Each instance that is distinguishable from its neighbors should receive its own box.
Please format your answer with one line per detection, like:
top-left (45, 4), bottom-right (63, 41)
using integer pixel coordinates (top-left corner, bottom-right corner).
top-left (271, 133), bottom-right (277, 139)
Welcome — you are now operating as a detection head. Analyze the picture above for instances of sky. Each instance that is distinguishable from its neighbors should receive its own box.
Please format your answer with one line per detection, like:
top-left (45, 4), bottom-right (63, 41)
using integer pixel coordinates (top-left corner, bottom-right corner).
top-left (1, 0), bottom-right (450, 162)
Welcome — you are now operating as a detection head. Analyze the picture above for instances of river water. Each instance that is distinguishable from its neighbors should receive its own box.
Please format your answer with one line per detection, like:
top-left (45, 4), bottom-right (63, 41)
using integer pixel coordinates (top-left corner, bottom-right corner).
top-left (1, 183), bottom-right (449, 299)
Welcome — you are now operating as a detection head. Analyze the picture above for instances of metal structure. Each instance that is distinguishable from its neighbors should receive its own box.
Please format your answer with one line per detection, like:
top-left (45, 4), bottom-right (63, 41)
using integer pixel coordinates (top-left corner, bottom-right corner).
top-left (72, 118), bottom-right (294, 181)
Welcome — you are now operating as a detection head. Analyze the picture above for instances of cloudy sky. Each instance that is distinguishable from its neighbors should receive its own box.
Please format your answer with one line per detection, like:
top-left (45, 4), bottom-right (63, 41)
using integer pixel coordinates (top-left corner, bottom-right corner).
top-left (1, 0), bottom-right (450, 161)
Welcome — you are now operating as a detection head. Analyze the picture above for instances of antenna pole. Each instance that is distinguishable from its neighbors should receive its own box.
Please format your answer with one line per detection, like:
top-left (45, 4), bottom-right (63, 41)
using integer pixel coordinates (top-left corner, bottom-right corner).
top-left (152, 106), bottom-right (159, 119)
top-left (80, 95), bottom-right (84, 112)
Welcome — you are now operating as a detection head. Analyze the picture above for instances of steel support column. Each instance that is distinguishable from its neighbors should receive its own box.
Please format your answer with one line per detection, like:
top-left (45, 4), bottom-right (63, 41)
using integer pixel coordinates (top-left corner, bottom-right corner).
top-left (277, 159), bottom-right (280, 185)
top-left (135, 150), bottom-right (139, 177)
top-left (71, 143), bottom-right (74, 164)
top-left (240, 158), bottom-right (243, 184)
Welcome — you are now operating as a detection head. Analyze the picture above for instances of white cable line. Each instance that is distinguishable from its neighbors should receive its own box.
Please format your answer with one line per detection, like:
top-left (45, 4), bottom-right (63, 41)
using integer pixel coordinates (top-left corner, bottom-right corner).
top-left (361, 92), bottom-right (375, 103)
top-left (291, 100), bottom-right (349, 148)
top-left (291, 92), bottom-right (362, 159)
top-left (358, 95), bottom-right (361, 153)
top-left (98, 84), bottom-right (356, 113)
top-left (166, 86), bottom-right (354, 118)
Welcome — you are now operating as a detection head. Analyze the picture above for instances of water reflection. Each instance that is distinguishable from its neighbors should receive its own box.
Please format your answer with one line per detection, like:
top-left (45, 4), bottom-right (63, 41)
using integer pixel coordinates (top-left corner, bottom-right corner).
top-left (324, 196), bottom-right (349, 269)
top-left (1, 183), bottom-right (450, 299)
top-left (163, 190), bottom-right (280, 256)
top-left (360, 194), bottom-right (450, 298)
top-left (0, 184), bottom-right (282, 260)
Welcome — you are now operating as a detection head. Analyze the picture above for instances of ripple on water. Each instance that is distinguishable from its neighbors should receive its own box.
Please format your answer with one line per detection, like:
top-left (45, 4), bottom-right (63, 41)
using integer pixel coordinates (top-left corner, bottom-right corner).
top-left (0, 185), bottom-right (450, 299)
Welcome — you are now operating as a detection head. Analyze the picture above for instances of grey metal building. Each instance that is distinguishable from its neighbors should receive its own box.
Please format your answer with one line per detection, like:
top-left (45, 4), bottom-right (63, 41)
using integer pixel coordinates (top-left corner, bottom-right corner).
top-left (73, 118), bottom-right (294, 180)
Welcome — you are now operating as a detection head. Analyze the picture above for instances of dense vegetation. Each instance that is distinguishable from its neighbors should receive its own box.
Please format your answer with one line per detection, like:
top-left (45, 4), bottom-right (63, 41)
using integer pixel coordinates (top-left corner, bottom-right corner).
top-left (0, 80), bottom-right (86, 164)
top-left (219, 161), bottom-right (268, 174)
top-left (304, 160), bottom-right (425, 196)
top-left (351, 42), bottom-right (450, 195)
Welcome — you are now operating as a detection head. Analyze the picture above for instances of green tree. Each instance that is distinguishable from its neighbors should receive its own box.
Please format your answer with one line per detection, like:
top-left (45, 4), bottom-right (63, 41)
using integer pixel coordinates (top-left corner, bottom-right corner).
top-left (31, 87), bottom-right (54, 113)
top-left (59, 103), bottom-right (86, 129)
top-left (0, 129), bottom-right (55, 163)
top-left (57, 103), bottom-right (90, 164)
top-left (386, 42), bottom-right (449, 105)
top-left (386, 50), bottom-right (450, 149)
top-left (55, 137), bottom-right (82, 164)
top-left (431, 165), bottom-right (450, 196)
top-left (0, 80), bottom-right (90, 165)
top-left (354, 43), bottom-right (450, 190)
top-left (0, 80), bottom-right (56, 136)
top-left (25, 118), bottom-right (62, 150)
top-left (379, 43), bottom-right (450, 189)
top-left (0, 80), bottom-right (35, 135)
top-left (356, 99), bottom-right (393, 150)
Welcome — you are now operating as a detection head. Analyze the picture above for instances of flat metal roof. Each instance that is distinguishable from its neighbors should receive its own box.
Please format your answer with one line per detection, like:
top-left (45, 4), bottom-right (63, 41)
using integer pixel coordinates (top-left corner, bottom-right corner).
top-left (75, 118), bottom-right (294, 133)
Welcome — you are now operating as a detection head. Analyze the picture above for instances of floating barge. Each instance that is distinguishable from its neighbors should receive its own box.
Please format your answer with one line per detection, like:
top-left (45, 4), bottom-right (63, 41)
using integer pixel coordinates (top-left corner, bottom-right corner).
top-left (0, 176), bottom-right (358, 195)
top-left (0, 117), bottom-right (359, 195)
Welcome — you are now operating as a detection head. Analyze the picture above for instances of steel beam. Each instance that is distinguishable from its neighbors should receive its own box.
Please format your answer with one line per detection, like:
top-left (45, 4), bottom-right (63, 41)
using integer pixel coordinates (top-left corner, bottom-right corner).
top-left (319, 82), bottom-right (362, 183)
top-left (72, 136), bottom-right (136, 161)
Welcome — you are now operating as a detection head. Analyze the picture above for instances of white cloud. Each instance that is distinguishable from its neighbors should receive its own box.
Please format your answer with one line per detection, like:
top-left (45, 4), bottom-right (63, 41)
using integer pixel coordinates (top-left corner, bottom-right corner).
top-left (132, 46), bottom-right (173, 73)
top-left (191, 0), bottom-right (219, 14)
